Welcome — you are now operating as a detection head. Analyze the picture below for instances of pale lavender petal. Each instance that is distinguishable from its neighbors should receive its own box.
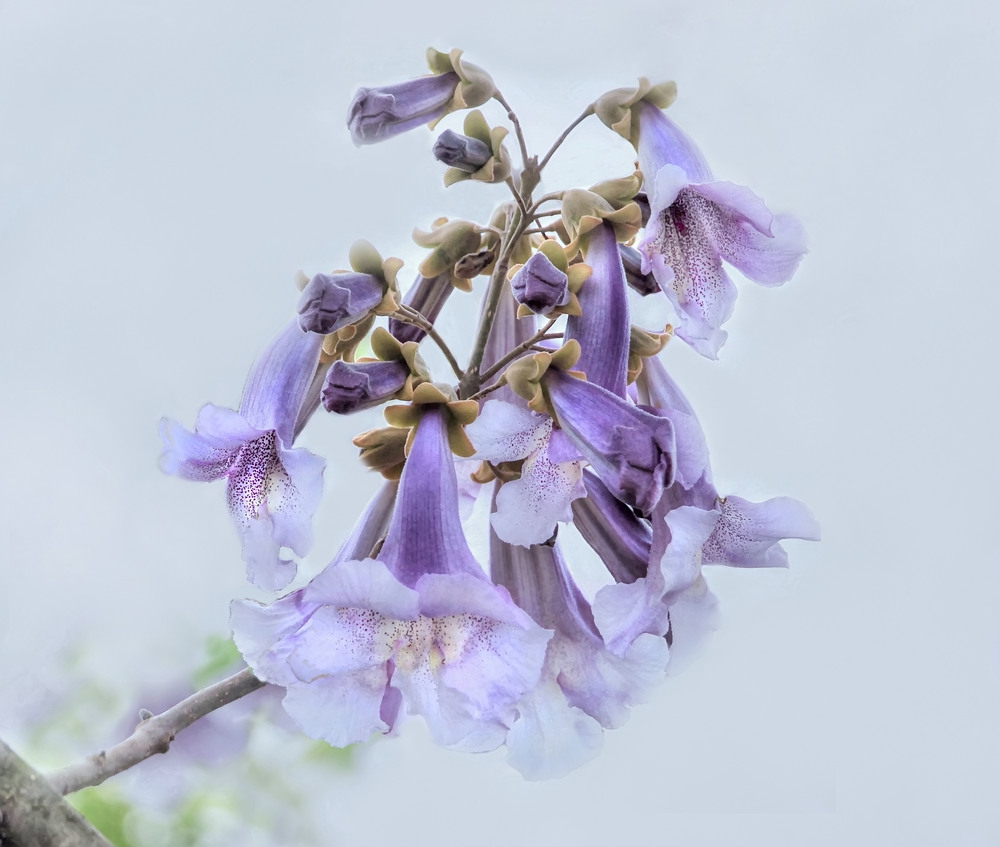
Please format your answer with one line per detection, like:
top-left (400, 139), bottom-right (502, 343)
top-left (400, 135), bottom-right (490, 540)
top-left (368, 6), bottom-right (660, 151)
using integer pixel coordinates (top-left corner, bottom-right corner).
top-left (663, 577), bottom-right (720, 676)
top-left (592, 578), bottom-right (669, 656)
top-left (648, 503), bottom-right (720, 604)
top-left (688, 181), bottom-right (808, 287)
top-left (158, 404), bottom-right (262, 481)
top-left (231, 594), bottom-right (314, 687)
top-left (565, 222), bottom-right (630, 397)
top-left (702, 495), bottom-right (820, 568)
top-left (348, 72), bottom-right (460, 146)
top-left (639, 179), bottom-right (738, 359)
top-left (466, 399), bottom-right (548, 463)
top-left (491, 421), bottom-right (585, 547)
top-left (238, 320), bottom-right (325, 440)
top-left (225, 434), bottom-right (325, 590)
top-left (282, 670), bottom-right (391, 747)
top-left (637, 102), bottom-right (713, 184)
top-left (546, 370), bottom-right (675, 515)
top-left (506, 680), bottom-right (604, 780)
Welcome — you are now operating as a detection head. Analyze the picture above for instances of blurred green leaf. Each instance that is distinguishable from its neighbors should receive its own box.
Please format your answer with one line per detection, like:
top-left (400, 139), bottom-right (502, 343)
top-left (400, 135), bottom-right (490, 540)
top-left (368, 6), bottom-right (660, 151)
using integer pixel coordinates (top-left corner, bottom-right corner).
top-left (192, 634), bottom-right (242, 689)
top-left (69, 787), bottom-right (134, 847)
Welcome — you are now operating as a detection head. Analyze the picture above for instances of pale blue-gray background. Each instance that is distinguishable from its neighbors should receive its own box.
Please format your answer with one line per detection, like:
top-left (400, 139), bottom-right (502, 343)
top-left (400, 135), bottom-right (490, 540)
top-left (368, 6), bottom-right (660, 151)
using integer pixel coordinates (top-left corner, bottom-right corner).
top-left (1, 0), bottom-right (997, 844)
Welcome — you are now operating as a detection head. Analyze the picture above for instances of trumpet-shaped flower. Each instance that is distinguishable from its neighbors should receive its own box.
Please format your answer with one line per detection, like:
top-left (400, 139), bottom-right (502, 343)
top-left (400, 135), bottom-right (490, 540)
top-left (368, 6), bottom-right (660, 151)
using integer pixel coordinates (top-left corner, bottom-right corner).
top-left (636, 103), bottom-right (807, 358)
top-left (160, 321), bottom-right (325, 591)
top-left (491, 532), bottom-right (668, 779)
top-left (232, 407), bottom-right (550, 752)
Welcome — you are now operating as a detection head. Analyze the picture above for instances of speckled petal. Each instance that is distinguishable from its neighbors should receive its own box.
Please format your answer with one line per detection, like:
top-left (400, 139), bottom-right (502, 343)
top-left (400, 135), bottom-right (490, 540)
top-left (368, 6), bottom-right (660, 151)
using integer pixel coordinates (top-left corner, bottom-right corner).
top-left (282, 669), bottom-right (391, 747)
top-left (466, 399), bottom-right (548, 463)
top-left (702, 495), bottom-right (820, 568)
top-left (159, 404), bottom-right (263, 481)
top-left (687, 181), bottom-right (807, 287)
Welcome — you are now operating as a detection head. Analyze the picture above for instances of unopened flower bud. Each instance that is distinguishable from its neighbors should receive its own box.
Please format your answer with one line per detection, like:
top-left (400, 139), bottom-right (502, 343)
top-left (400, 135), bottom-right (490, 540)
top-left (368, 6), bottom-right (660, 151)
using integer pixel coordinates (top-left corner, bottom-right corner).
top-left (297, 272), bottom-right (384, 335)
top-left (348, 72), bottom-right (460, 146)
top-left (322, 360), bottom-right (410, 414)
top-left (433, 129), bottom-right (492, 173)
top-left (510, 251), bottom-right (570, 315)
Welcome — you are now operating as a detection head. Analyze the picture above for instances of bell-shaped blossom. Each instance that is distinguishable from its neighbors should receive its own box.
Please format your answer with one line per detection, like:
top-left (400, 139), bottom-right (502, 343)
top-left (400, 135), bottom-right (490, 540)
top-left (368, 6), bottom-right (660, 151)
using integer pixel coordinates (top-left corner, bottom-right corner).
top-left (297, 271), bottom-right (385, 335)
top-left (160, 321), bottom-right (326, 590)
top-left (545, 369), bottom-right (675, 516)
top-left (348, 72), bottom-right (460, 146)
top-left (465, 399), bottom-right (585, 547)
top-left (433, 129), bottom-right (492, 173)
top-left (701, 494), bottom-right (820, 568)
top-left (636, 103), bottom-right (807, 359)
top-left (564, 222), bottom-right (630, 397)
top-left (321, 359), bottom-right (410, 415)
top-left (509, 251), bottom-right (570, 316)
top-left (231, 408), bottom-right (551, 752)
top-left (490, 531), bottom-right (668, 780)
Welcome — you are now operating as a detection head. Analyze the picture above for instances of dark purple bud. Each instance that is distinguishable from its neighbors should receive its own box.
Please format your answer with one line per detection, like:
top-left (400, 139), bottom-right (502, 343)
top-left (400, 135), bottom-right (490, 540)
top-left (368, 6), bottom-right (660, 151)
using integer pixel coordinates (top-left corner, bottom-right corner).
top-left (348, 72), bottom-right (460, 146)
top-left (297, 272), bottom-right (384, 335)
top-left (433, 129), bottom-right (492, 173)
top-left (510, 251), bottom-right (570, 315)
top-left (388, 273), bottom-right (454, 344)
top-left (619, 244), bottom-right (659, 296)
top-left (321, 359), bottom-right (410, 415)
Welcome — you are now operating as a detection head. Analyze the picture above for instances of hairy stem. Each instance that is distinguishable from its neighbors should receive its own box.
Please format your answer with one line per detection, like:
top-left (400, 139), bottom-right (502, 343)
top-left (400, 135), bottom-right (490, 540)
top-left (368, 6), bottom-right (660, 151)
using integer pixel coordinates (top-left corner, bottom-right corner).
top-left (538, 106), bottom-right (595, 171)
top-left (393, 306), bottom-right (465, 380)
top-left (479, 317), bottom-right (560, 383)
top-left (0, 738), bottom-right (112, 846)
top-left (48, 669), bottom-right (265, 796)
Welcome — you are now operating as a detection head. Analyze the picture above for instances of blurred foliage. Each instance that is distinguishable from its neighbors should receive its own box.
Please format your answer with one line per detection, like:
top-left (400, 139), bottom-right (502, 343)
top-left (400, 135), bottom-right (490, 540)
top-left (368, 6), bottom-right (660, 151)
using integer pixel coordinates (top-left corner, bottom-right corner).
top-left (21, 633), bottom-right (367, 846)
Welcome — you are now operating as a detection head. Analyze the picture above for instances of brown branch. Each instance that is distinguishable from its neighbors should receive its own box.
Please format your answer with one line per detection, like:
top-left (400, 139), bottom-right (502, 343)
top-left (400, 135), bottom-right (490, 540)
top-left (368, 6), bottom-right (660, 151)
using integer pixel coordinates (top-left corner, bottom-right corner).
top-left (48, 668), bottom-right (265, 796)
top-left (0, 737), bottom-right (112, 846)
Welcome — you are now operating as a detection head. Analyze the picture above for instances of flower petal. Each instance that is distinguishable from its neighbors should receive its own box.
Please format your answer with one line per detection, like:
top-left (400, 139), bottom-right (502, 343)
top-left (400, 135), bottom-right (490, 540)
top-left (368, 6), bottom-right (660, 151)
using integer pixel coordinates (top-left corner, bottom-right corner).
top-left (702, 494), bottom-right (820, 568)
top-left (465, 399), bottom-right (548, 464)
top-left (687, 181), bottom-right (808, 287)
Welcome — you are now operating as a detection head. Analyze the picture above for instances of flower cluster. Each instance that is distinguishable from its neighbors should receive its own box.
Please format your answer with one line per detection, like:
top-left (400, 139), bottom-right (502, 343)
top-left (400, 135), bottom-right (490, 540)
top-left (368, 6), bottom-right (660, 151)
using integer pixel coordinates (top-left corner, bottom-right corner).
top-left (161, 49), bottom-right (817, 779)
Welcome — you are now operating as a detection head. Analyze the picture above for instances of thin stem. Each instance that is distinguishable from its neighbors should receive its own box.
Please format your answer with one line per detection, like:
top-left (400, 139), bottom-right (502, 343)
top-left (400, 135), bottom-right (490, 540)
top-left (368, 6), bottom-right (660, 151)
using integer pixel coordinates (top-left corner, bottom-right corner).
top-left (467, 380), bottom-right (509, 403)
top-left (538, 106), bottom-right (595, 171)
top-left (459, 207), bottom-right (528, 399)
top-left (504, 176), bottom-right (530, 219)
top-left (47, 669), bottom-right (265, 796)
top-left (479, 317), bottom-right (560, 383)
top-left (493, 91), bottom-right (530, 169)
top-left (393, 307), bottom-right (465, 380)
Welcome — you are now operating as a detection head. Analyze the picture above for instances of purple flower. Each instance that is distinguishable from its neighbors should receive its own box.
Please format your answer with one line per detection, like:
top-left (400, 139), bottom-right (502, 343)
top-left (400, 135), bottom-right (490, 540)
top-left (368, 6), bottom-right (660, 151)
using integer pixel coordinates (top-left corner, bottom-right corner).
top-left (545, 369), bottom-right (675, 516)
top-left (636, 103), bottom-right (807, 359)
top-left (701, 494), bottom-right (820, 568)
top-left (509, 251), bottom-right (570, 316)
top-left (564, 222), bottom-right (630, 397)
top-left (160, 321), bottom-right (326, 591)
top-left (297, 271), bottom-right (385, 335)
top-left (231, 408), bottom-right (551, 752)
top-left (465, 399), bottom-right (585, 547)
top-left (388, 272), bottom-right (454, 344)
top-left (321, 359), bottom-right (410, 415)
top-left (490, 532), bottom-right (668, 780)
top-left (348, 72), bottom-right (461, 146)
top-left (433, 129), bottom-right (492, 173)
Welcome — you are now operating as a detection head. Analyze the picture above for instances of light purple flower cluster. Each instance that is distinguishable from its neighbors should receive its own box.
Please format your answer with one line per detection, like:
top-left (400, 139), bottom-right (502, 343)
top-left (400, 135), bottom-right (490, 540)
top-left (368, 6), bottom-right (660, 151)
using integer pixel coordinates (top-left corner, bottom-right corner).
top-left (161, 52), bottom-right (818, 780)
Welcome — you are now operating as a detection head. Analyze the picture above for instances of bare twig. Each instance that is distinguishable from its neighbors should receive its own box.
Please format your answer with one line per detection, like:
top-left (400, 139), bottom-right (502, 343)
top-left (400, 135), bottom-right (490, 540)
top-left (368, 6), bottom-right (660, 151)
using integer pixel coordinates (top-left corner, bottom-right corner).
top-left (48, 669), bottom-right (265, 797)
top-left (0, 738), bottom-right (112, 846)
top-left (493, 91), bottom-right (530, 169)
